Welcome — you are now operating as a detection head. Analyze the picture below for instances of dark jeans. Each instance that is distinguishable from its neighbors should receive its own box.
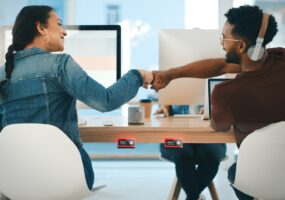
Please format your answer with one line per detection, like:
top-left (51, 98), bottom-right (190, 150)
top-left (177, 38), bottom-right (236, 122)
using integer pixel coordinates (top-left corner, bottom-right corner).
top-left (228, 163), bottom-right (254, 200)
top-left (160, 143), bottom-right (226, 200)
top-left (79, 147), bottom-right (94, 190)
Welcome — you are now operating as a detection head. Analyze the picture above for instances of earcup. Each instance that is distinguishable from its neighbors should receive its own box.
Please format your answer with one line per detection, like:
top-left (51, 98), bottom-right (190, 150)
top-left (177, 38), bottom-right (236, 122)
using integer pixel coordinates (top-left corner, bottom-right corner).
top-left (247, 45), bottom-right (265, 61)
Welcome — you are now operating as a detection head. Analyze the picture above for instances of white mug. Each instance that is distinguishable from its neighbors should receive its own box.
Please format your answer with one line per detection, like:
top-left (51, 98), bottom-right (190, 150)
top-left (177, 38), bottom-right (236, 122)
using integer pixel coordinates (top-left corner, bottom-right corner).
top-left (128, 106), bottom-right (145, 124)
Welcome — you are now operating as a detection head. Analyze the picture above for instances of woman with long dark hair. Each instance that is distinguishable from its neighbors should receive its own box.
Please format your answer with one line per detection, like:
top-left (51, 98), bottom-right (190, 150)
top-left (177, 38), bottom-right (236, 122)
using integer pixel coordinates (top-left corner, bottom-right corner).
top-left (0, 5), bottom-right (152, 190)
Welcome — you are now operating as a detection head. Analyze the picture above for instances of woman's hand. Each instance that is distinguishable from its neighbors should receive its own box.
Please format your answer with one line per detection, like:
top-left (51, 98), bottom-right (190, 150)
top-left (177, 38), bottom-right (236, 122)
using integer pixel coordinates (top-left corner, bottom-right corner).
top-left (137, 69), bottom-right (153, 89)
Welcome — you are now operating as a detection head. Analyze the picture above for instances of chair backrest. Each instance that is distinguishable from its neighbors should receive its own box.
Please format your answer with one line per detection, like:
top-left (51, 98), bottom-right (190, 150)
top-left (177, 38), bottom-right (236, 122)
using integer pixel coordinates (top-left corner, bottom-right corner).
top-left (0, 123), bottom-right (91, 200)
top-left (233, 121), bottom-right (285, 200)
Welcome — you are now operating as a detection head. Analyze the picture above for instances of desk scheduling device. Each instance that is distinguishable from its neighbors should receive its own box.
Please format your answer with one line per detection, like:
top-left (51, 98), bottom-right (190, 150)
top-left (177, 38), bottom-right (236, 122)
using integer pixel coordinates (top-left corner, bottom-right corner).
top-left (117, 138), bottom-right (136, 148)
top-left (164, 138), bottom-right (183, 148)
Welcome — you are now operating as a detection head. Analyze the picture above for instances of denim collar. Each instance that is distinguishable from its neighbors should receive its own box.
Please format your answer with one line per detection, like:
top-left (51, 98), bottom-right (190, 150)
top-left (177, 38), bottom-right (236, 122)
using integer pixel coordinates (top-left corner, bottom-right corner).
top-left (14, 48), bottom-right (49, 60)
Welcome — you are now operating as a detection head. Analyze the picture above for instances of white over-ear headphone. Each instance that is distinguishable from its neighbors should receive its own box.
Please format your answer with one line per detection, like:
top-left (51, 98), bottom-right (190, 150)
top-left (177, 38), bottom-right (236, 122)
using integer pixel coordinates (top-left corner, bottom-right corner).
top-left (247, 13), bottom-right (269, 61)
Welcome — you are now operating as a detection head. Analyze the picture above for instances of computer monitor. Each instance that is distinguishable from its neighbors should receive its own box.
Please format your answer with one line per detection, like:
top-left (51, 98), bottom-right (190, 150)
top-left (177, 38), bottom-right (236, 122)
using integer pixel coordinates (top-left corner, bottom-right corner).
top-left (207, 78), bottom-right (231, 119)
top-left (0, 25), bottom-right (121, 85)
top-left (0, 25), bottom-right (121, 110)
top-left (158, 29), bottom-right (225, 105)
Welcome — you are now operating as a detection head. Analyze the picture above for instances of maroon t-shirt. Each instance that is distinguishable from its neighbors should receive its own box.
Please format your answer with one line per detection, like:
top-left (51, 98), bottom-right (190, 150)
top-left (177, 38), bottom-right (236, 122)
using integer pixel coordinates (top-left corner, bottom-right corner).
top-left (211, 48), bottom-right (285, 147)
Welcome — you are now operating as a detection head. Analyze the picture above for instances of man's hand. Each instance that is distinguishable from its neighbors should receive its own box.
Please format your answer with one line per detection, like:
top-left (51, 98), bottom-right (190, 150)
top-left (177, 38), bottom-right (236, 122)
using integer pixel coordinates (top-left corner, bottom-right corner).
top-left (150, 59), bottom-right (241, 91)
top-left (137, 69), bottom-right (153, 89)
top-left (153, 105), bottom-right (170, 117)
top-left (151, 70), bottom-right (172, 91)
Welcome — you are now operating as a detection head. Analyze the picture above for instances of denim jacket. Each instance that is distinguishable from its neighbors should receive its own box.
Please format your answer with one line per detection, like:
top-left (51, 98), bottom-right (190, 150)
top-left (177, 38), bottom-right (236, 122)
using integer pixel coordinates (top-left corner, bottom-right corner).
top-left (0, 48), bottom-right (143, 148)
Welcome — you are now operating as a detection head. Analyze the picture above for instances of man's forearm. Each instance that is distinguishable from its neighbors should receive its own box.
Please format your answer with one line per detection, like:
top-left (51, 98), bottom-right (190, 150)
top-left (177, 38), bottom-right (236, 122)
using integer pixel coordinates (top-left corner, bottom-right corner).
top-left (210, 118), bottom-right (232, 132)
top-left (167, 58), bottom-right (241, 80)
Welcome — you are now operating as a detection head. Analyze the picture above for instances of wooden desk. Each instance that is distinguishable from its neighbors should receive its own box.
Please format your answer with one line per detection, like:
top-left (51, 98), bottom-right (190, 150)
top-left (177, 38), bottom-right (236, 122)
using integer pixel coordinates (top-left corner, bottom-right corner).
top-left (79, 116), bottom-right (235, 143)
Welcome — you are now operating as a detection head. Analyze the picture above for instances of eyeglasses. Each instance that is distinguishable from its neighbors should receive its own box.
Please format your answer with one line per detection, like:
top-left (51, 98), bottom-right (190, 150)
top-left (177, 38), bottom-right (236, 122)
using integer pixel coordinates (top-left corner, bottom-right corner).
top-left (220, 34), bottom-right (241, 45)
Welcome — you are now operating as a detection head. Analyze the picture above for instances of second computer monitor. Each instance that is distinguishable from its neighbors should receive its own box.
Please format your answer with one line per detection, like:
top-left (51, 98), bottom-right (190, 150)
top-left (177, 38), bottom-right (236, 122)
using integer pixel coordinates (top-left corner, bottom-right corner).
top-left (0, 25), bottom-right (121, 87)
top-left (64, 25), bottom-right (121, 109)
top-left (159, 29), bottom-right (224, 105)
top-left (63, 25), bottom-right (121, 86)
top-left (0, 25), bottom-right (121, 110)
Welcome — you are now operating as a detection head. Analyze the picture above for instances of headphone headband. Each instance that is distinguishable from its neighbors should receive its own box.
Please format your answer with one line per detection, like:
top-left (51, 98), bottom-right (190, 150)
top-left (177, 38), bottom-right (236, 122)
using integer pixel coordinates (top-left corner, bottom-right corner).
top-left (258, 13), bottom-right (269, 40)
top-left (249, 12), bottom-right (269, 61)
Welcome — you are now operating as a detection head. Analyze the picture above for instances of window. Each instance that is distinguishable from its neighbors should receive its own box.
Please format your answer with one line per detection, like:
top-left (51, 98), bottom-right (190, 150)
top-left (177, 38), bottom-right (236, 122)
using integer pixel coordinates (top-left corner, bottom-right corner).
top-left (106, 5), bottom-right (120, 25)
top-left (185, 0), bottom-right (219, 29)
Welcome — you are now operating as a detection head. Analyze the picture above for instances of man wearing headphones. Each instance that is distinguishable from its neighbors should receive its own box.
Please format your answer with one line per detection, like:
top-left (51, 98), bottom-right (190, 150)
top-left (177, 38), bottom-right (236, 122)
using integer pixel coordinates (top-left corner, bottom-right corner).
top-left (152, 5), bottom-right (283, 200)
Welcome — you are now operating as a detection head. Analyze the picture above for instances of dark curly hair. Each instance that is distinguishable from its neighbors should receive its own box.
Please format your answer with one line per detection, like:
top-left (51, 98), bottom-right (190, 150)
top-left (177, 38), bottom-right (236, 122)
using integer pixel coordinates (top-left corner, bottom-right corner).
top-left (225, 5), bottom-right (278, 47)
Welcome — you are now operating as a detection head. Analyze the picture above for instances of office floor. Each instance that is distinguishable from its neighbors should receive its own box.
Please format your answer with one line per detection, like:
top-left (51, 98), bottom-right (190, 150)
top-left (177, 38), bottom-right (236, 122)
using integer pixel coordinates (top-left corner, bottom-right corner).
top-left (0, 145), bottom-right (238, 200)
top-left (84, 158), bottom-right (238, 200)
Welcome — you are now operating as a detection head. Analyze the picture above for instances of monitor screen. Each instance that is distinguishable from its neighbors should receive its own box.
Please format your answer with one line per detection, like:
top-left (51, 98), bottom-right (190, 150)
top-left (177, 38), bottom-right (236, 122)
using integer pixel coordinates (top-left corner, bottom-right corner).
top-left (0, 25), bottom-right (121, 87)
top-left (207, 78), bottom-right (231, 119)
top-left (0, 25), bottom-right (121, 110)
top-left (63, 25), bottom-right (121, 86)
top-left (158, 29), bottom-right (225, 106)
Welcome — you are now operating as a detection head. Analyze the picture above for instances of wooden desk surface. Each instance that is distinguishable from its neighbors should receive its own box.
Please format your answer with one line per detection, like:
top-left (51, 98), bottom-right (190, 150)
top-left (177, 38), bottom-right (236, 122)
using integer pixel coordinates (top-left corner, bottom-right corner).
top-left (79, 116), bottom-right (235, 143)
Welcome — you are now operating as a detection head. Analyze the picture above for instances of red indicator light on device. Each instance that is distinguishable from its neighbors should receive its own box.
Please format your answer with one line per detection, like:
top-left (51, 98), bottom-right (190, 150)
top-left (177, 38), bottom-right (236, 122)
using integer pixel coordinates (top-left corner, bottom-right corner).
top-left (117, 138), bottom-right (136, 148)
top-left (164, 138), bottom-right (183, 148)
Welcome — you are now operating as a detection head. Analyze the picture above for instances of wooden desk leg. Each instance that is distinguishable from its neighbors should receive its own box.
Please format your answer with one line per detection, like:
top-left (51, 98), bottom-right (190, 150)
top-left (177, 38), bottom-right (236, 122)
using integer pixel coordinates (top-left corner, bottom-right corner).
top-left (167, 176), bottom-right (181, 200)
top-left (208, 181), bottom-right (219, 200)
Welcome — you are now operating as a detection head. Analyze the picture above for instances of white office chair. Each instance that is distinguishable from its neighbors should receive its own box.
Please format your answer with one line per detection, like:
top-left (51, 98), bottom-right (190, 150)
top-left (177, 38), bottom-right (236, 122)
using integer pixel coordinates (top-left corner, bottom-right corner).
top-left (233, 121), bottom-right (285, 200)
top-left (0, 123), bottom-right (105, 200)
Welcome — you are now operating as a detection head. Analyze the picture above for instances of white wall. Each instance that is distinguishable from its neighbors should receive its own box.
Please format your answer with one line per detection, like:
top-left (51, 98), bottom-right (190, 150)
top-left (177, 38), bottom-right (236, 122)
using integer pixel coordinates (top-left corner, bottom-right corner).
top-left (218, 0), bottom-right (233, 30)
top-left (0, 0), bottom-right (28, 25)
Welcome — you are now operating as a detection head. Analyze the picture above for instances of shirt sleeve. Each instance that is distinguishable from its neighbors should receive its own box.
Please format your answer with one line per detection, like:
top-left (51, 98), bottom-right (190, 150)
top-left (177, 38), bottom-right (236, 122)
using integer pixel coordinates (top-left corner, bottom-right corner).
top-left (57, 54), bottom-right (143, 112)
top-left (171, 105), bottom-right (190, 115)
top-left (210, 85), bottom-right (233, 131)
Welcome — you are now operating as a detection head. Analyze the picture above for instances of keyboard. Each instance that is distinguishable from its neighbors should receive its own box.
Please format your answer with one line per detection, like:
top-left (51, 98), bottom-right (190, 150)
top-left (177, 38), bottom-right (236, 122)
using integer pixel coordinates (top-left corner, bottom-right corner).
top-left (173, 114), bottom-right (203, 118)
